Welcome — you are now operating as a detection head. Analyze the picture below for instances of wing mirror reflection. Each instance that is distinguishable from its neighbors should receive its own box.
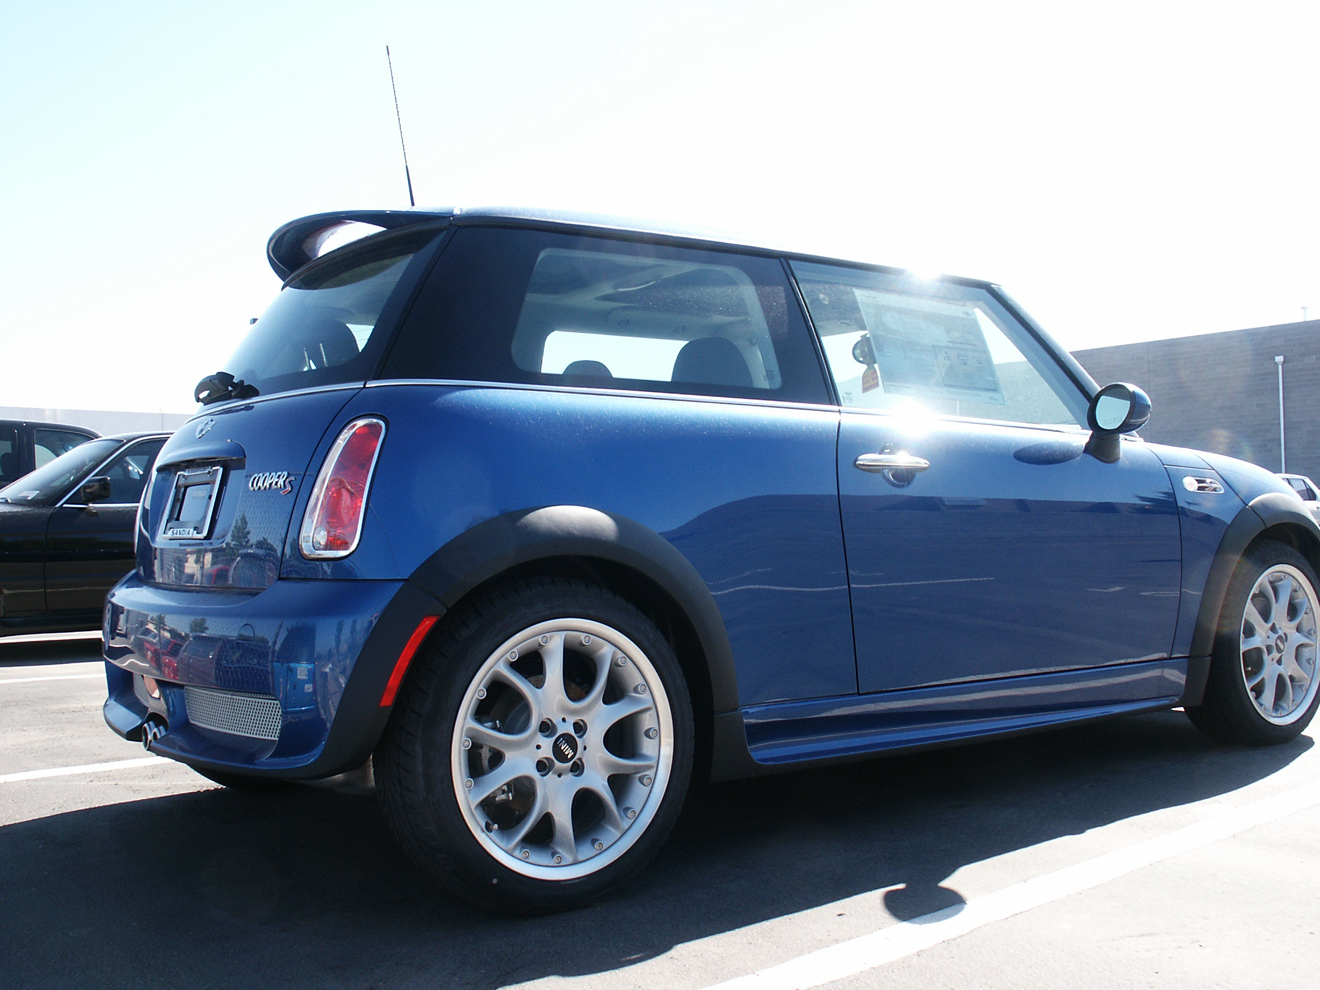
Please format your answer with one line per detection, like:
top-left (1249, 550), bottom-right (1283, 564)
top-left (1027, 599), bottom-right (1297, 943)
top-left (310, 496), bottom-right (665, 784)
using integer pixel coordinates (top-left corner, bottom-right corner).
top-left (1085, 383), bottom-right (1151, 463)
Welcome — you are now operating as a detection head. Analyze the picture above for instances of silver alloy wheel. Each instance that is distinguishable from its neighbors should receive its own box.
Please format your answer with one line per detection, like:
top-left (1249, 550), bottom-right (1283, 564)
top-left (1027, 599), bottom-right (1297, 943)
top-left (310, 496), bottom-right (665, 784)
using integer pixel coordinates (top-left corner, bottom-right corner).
top-left (1238, 563), bottom-right (1320, 725)
top-left (451, 617), bottom-right (674, 880)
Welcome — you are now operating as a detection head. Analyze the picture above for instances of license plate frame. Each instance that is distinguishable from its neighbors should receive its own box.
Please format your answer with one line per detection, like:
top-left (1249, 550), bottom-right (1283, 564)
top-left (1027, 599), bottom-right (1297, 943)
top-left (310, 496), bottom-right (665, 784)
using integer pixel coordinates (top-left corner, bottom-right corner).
top-left (161, 465), bottom-right (224, 541)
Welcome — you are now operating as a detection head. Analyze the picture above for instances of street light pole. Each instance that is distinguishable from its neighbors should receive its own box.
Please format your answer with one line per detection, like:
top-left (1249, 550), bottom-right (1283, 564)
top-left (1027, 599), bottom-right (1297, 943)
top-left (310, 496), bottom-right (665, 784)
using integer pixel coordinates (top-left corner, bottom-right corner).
top-left (1276, 354), bottom-right (1286, 473)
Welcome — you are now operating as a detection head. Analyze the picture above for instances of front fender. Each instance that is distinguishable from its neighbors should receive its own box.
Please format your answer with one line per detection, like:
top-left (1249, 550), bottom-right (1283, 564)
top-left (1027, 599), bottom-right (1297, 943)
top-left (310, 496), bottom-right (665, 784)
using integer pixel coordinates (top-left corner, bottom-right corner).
top-left (406, 505), bottom-right (739, 712)
top-left (1189, 491), bottom-right (1320, 661)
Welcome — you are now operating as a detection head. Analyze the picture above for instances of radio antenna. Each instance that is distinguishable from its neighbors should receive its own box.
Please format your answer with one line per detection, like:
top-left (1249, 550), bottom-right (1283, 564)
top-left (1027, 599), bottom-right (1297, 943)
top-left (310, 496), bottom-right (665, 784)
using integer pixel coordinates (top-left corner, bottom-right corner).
top-left (385, 45), bottom-right (415, 207)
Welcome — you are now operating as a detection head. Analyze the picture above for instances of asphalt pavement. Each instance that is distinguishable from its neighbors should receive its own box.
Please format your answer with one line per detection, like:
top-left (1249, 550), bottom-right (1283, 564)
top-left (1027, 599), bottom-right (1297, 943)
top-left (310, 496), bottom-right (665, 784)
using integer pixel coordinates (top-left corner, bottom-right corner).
top-left (2, 634), bottom-right (1317, 990)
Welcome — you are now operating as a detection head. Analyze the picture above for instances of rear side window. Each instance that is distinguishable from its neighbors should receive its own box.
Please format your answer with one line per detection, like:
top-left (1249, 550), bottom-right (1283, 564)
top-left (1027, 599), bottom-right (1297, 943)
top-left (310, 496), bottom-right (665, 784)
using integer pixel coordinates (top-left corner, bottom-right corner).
top-left (0, 424), bottom-right (18, 485)
top-left (385, 227), bottom-right (830, 404)
top-left (221, 225), bottom-right (443, 399)
top-left (34, 429), bottom-right (93, 468)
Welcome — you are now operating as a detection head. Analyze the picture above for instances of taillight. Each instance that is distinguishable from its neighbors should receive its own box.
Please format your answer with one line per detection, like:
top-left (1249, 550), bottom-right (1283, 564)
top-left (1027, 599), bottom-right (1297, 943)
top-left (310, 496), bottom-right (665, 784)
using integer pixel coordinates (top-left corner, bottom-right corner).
top-left (299, 417), bottom-right (386, 559)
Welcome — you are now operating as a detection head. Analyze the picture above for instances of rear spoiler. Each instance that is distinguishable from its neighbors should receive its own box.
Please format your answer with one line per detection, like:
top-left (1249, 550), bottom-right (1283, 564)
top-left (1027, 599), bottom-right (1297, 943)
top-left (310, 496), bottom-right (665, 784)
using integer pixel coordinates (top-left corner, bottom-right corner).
top-left (266, 209), bottom-right (451, 280)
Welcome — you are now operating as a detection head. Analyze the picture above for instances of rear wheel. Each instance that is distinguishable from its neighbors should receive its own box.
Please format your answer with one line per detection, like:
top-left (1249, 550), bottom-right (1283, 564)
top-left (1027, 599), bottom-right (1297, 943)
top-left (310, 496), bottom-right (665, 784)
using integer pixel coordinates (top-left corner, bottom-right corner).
top-left (375, 577), bottom-right (693, 913)
top-left (1188, 540), bottom-right (1320, 745)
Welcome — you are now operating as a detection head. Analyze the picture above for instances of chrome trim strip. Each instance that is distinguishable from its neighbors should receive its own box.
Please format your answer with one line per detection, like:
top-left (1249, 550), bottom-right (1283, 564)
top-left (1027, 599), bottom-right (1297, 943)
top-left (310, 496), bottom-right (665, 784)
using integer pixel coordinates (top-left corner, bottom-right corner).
top-left (53, 437), bottom-right (169, 510)
top-left (187, 382), bottom-right (366, 420)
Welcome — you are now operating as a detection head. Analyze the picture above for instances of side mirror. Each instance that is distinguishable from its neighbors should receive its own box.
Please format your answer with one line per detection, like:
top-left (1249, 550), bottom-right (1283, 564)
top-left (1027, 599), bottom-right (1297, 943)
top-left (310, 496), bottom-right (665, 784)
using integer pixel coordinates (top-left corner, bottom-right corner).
top-left (1085, 383), bottom-right (1151, 463)
top-left (1087, 382), bottom-right (1151, 435)
top-left (80, 476), bottom-right (112, 504)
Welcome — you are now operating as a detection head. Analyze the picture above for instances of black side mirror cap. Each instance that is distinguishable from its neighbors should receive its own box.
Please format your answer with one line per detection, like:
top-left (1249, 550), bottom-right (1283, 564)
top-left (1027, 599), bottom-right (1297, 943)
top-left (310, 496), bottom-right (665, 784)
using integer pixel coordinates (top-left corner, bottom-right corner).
top-left (1087, 382), bottom-right (1151, 436)
top-left (80, 476), bottom-right (112, 504)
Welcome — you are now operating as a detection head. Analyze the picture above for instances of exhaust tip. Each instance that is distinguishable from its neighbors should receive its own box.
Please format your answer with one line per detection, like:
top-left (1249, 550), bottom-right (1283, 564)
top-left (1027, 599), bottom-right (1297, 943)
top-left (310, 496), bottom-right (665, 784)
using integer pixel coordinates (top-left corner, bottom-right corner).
top-left (141, 716), bottom-right (167, 751)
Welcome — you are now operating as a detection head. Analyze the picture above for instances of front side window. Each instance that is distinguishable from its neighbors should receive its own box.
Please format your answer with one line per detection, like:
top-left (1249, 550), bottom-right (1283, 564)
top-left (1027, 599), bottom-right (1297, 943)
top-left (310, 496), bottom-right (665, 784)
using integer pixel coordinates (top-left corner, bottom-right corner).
top-left (0, 439), bottom-right (118, 505)
top-left (792, 261), bottom-right (1086, 428)
top-left (0, 425), bottom-right (18, 485)
top-left (219, 225), bottom-right (442, 400)
top-left (384, 227), bottom-right (830, 404)
top-left (70, 439), bottom-right (166, 505)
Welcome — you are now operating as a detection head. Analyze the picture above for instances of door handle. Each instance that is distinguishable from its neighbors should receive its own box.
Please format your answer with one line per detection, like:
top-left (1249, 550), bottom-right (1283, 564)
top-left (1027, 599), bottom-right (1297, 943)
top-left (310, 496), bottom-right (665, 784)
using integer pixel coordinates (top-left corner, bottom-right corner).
top-left (854, 452), bottom-right (930, 473)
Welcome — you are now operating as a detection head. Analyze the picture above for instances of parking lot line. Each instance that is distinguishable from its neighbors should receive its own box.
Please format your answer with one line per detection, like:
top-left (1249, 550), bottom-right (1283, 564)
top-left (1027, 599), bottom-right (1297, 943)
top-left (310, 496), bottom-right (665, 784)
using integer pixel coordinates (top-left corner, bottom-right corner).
top-left (702, 780), bottom-right (1320, 990)
top-left (0, 757), bottom-right (169, 784)
top-left (0, 673), bottom-right (104, 686)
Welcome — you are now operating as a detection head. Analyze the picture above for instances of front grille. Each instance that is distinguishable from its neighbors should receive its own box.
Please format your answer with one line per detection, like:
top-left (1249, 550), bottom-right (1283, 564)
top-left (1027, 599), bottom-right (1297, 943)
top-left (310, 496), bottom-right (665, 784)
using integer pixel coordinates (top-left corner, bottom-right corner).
top-left (184, 687), bottom-right (282, 741)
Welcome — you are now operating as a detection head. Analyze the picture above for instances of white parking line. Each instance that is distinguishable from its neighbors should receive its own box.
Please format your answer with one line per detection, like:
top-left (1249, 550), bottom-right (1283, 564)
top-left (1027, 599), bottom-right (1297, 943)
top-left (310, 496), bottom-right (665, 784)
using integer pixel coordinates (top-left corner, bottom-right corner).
top-left (703, 780), bottom-right (1320, 990)
top-left (0, 673), bottom-right (103, 686)
top-left (0, 757), bottom-right (169, 784)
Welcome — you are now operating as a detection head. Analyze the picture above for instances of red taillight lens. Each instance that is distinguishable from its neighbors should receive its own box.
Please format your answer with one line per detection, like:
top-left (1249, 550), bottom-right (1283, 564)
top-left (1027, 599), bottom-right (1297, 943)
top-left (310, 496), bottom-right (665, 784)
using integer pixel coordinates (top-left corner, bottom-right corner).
top-left (299, 418), bottom-right (385, 559)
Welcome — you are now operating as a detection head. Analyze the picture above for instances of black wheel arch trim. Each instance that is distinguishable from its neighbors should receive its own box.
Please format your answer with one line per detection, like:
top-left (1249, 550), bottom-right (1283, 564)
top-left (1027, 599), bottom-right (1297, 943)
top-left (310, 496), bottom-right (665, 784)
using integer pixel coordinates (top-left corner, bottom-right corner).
top-left (405, 505), bottom-right (740, 715)
top-left (1189, 492), bottom-right (1320, 661)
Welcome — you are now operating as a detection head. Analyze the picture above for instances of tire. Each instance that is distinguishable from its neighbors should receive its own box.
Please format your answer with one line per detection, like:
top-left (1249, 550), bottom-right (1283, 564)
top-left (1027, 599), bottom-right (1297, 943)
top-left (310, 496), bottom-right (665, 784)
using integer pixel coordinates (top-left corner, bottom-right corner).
top-left (1187, 540), bottom-right (1320, 745)
top-left (374, 577), bottom-right (694, 913)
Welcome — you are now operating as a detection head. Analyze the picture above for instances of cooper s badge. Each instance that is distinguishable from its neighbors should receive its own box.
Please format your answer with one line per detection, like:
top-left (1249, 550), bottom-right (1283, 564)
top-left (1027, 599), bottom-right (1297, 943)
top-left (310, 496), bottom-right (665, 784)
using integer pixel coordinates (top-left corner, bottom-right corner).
top-left (249, 471), bottom-right (293, 494)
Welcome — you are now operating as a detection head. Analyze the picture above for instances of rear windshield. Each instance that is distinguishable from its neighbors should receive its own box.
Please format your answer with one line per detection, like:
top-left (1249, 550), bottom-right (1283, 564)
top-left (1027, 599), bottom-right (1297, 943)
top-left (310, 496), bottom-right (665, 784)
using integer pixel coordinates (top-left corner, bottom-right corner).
top-left (0, 438), bottom-right (118, 505)
top-left (220, 226), bottom-right (441, 399)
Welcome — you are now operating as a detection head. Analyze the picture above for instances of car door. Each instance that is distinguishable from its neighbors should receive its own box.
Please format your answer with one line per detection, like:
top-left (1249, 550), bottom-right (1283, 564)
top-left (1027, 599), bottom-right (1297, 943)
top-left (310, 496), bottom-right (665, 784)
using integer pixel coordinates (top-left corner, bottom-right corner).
top-left (792, 261), bottom-right (1183, 694)
top-left (45, 438), bottom-right (165, 615)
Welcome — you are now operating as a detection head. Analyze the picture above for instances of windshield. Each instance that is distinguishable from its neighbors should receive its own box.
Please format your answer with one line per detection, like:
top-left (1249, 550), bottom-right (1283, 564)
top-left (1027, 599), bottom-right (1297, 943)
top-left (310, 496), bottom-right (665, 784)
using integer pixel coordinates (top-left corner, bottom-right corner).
top-left (0, 438), bottom-right (119, 505)
top-left (216, 226), bottom-right (440, 400)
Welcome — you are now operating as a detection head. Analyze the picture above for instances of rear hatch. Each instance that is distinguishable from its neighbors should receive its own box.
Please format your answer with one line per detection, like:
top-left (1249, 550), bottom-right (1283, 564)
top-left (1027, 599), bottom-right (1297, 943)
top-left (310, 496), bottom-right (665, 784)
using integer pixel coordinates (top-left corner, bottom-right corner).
top-left (137, 220), bottom-right (447, 590)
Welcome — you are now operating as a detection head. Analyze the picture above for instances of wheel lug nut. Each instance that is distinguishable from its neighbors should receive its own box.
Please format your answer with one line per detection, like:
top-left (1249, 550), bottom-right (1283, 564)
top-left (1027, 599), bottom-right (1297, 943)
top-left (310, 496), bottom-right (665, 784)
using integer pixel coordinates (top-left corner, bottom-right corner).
top-left (536, 758), bottom-right (551, 775)
top-left (520, 850), bottom-right (530, 860)
top-left (573, 719), bottom-right (587, 737)
top-left (539, 719), bottom-right (554, 735)
top-left (593, 840), bottom-right (604, 851)
top-left (553, 854), bottom-right (563, 864)
top-left (635, 683), bottom-right (648, 694)
top-left (570, 760), bottom-right (584, 776)
top-left (641, 775), bottom-right (653, 786)
top-left (540, 635), bottom-right (550, 645)
top-left (581, 635), bottom-right (592, 645)
top-left (476, 687), bottom-right (486, 700)
top-left (508, 649), bottom-right (518, 660)
top-left (464, 779), bottom-right (474, 789)
top-left (645, 727), bottom-right (658, 739)
top-left (462, 738), bottom-right (472, 750)
top-left (625, 807), bottom-right (637, 820)
top-left (615, 654), bottom-right (628, 666)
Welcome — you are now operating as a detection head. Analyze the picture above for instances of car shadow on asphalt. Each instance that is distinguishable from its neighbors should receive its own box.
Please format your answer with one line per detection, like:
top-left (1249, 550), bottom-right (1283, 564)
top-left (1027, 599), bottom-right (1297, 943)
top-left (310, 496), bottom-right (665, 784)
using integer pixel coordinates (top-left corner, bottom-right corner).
top-left (0, 637), bottom-right (102, 667)
top-left (0, 710), bottom-right (1310, 989)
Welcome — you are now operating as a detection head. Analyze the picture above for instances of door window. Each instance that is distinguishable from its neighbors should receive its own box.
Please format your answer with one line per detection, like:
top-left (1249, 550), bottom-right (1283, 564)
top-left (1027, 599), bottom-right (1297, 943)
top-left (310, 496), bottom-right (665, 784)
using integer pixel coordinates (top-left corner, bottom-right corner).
top-left (73, 439), bottom-right (166, 505)
top-left (34, 429), bottom-right (94, 468)
top-left (792, 262), bottom-right (1086, 428)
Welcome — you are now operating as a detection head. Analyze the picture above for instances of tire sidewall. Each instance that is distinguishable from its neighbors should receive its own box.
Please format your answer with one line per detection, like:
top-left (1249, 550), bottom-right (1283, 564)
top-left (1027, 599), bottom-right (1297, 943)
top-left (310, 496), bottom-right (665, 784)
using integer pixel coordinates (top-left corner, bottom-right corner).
top-left (385, 579), bottom-right (694, 912)
top-left (1210, 541), bottom-right (1320, 744)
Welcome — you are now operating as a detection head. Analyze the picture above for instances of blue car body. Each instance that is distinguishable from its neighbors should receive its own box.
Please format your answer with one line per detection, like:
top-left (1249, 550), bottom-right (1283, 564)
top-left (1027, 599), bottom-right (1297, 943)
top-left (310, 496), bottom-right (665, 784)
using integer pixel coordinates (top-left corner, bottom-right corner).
top-left (103, 208), bottom-right (1318, 787)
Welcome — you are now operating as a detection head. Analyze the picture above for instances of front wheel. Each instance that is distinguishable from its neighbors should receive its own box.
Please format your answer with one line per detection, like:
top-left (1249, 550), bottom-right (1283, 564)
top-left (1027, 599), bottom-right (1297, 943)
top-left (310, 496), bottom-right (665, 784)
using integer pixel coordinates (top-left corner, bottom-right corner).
top-left (1187, 540), bottom-right (1320, 745)
top-left (375, 577), bottom-right (693, 913)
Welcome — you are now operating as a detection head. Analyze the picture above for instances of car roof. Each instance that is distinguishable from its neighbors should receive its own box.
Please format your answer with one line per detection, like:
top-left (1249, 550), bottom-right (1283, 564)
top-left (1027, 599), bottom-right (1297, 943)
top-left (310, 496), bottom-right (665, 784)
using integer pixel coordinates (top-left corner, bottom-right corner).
top-left (0, 418), bottom-right (99, 436)
top-left (266, 205), bottom-right (1002, 289)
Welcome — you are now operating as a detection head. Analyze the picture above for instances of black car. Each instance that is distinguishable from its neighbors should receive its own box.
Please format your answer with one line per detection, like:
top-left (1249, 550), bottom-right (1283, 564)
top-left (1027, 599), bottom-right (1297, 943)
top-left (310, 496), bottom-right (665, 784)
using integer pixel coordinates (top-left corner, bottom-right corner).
top-left (0, 419), bottom-right (99, 489)
top-left (1, 432), bottom-right (168, 637)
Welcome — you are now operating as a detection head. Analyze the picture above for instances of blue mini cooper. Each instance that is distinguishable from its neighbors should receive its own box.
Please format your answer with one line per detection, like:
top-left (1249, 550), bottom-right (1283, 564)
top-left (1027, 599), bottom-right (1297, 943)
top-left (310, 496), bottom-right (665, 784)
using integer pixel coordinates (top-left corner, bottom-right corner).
top-left (103, 207), bottom-right (1320, 912)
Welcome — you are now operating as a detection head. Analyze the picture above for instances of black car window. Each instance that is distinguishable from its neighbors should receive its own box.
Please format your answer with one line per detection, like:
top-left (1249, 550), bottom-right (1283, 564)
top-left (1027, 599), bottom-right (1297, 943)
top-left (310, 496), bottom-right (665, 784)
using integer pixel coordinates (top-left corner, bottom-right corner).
top-left (74, 438), bottom-right (166, 505)
top-left (0, 439), bottom-right (118, 505)
top-left (384, 226), bottom-right (831, 404)
top-left (34, 428), bottom-right (94, 468)
top-left (0, 424), bottom-right (18, 485)
top-left (791, 261), bottom-right (1087, 427)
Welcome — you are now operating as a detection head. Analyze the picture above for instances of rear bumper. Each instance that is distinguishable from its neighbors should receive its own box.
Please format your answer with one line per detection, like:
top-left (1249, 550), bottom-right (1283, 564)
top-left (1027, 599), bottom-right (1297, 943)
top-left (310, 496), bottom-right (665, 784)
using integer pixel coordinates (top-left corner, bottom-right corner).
top-left (103, 574), bottom-right (445, 778)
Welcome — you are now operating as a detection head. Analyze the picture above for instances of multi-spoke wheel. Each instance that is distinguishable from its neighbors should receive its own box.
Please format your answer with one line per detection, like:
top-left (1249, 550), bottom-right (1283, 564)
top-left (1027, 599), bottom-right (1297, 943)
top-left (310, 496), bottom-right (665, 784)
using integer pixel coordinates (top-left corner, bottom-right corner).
top-left (1188, 540), bottom-right (1320, 745)
top-left (375, 577), bottom-right (693, 913)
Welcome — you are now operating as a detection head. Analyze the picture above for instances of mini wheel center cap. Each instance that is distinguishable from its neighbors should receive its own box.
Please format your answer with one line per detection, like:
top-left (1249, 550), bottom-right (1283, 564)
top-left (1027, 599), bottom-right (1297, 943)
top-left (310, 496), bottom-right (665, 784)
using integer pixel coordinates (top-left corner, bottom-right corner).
top-left (552, 733), bottom-right (578, 763)
top-left (1276, 635), bottom-right (1287, 653)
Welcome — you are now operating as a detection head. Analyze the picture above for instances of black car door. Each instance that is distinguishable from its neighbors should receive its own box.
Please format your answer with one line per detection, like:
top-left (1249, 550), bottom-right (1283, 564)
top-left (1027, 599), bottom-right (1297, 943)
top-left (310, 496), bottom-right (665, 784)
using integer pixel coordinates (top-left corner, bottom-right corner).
top-left (44, 438), bottom-right (165, 616)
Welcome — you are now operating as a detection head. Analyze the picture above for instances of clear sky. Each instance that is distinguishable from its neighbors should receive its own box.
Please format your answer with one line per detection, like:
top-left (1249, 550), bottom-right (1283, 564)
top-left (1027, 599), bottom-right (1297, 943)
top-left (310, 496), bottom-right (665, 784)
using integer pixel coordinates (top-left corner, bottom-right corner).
top-left (3, 1), bottom-right (1318, 414)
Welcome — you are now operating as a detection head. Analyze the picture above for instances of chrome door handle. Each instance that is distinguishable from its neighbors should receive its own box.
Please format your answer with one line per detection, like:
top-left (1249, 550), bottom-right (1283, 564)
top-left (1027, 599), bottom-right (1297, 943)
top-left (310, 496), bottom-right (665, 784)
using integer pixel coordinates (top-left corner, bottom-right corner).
top-left (854, 452), bottom-right (930, 473)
